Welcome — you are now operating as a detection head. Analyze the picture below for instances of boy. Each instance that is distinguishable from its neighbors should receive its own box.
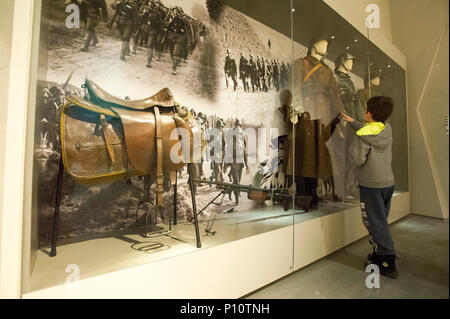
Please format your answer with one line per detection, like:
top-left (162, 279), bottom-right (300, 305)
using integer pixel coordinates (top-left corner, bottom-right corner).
top-left (341, 96), bottom-right (397, 279)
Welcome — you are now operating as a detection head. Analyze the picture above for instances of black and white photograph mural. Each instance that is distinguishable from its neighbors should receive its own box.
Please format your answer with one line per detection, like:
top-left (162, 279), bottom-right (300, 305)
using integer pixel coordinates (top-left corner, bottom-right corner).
top-left (35, 0), bottom-right (369, 245)
top-left (36, 0), bottom-right (301, 243)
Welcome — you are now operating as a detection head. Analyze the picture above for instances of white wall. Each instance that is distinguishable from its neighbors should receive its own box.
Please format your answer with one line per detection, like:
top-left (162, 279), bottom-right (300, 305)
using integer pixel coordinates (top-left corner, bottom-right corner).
top-left (0, 0), bottom-right (37, 298)
top-left (324, 0), bottom-right (392, 40)
top-left (390, 0), bottom-right (449, 219)
top-left (0, 0), bottom-right (15, 273)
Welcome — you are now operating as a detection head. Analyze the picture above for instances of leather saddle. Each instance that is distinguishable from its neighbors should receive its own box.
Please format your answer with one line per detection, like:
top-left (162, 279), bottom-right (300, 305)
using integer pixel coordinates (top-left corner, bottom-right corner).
top-left (61, 79), bottom-right (195, 206)
top-left (84, 79), bottom-right (175, 110)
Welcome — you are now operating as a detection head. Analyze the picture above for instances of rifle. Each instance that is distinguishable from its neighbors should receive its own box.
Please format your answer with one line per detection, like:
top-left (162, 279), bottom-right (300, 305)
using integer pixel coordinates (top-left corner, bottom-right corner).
top-left (192, 179), bottom-right (312, 212)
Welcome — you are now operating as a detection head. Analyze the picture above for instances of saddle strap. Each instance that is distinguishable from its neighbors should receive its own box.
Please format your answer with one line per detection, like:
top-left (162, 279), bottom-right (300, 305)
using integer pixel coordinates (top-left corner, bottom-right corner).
top-left (154, 106), bottom-right (164, 206)
top-left (100, 114), bottom-right (116, 164)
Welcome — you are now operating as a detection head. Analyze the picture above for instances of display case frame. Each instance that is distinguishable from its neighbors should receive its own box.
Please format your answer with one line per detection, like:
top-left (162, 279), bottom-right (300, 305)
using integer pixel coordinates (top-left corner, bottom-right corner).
top-left (0, 0), bottom-right (411, 299)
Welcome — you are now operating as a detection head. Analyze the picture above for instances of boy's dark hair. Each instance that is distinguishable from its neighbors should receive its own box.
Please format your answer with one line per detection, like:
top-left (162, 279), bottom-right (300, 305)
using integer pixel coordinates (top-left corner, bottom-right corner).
top-left (366, 96), bottom-right (394, 122)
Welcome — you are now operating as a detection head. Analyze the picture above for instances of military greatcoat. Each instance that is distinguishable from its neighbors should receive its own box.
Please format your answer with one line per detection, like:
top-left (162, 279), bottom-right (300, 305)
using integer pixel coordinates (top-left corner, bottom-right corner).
top-left (285, 55), bottom-right (344, 178)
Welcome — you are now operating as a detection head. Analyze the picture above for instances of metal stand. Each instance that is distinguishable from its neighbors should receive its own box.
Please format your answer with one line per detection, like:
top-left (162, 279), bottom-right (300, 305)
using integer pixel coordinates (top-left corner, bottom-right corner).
top-left (188, 179), bottom-right (228, 236)
top-left (50, 155), bottom-right (64, 257)
top-left (51, 163), bottom-right (202, 256)
top-left (188, 190), bottom-right (225, 222)
top-left (188, 163), bottom-right (202, 248)
top-left (173, 172), bottom-right (177, 225)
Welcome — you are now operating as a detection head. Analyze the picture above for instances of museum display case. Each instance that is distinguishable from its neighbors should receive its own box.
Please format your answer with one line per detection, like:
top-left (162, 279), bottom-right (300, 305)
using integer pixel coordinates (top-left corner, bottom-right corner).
top-left (13, 0), bottom-right (410, 297)
top-left (23, 0), bottom-right (298, 293)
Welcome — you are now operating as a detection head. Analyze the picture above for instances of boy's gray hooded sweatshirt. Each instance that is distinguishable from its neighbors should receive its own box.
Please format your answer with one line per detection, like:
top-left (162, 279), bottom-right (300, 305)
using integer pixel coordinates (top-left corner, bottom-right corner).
top-left (349, 120), bottom-right (395, 188)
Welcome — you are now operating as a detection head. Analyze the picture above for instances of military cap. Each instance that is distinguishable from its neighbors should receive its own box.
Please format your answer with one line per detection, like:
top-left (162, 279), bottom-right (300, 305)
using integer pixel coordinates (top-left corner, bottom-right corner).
top-left (335, 52), bottom-right (356, 68)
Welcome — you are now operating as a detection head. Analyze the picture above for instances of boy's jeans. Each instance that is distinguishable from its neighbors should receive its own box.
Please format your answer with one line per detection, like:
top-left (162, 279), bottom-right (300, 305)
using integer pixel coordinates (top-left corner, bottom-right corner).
top-left (359, 185), bottom-right (395, 255)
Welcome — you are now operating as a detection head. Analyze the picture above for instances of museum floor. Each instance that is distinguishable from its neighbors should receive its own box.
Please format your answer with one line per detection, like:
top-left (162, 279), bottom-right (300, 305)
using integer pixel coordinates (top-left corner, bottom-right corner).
top-left (245, 214), bottom-right (449, 299)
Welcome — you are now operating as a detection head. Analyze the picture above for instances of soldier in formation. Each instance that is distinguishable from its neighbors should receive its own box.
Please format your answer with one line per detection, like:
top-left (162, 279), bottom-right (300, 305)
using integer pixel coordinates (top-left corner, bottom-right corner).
top-left (227, 52), bottom-right (290, 93)
top-left (71, 0), bottom-right (108, 52)
top-left (209, 119), bottom-right (226, 182)
top-left (109, 0), bottom-right (138, 61)
top-left (224, 49), bottom-right (238, 91)
top-left (224, 119), bottom-right (249, 205)
top-left (111, 1), bottom-right (207, 73)
top-left (239, 53), bottom-right (250, 92)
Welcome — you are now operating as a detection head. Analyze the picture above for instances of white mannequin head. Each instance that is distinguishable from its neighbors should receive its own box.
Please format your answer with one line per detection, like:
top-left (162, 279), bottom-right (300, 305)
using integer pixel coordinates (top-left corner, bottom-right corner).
top-left (370, 76), bottom-right (381, 86)
top-left (337, 58), bottom-right (354, 74)
top-left (312, 39), bottom-right (328, 58)
top-left (343, 58), bottom-right (353, 71)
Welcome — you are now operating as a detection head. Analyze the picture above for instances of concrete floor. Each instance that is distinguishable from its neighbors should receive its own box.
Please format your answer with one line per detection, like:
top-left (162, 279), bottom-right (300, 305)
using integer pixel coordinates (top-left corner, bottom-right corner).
top-left (246, 214), bottom-right (449, 299)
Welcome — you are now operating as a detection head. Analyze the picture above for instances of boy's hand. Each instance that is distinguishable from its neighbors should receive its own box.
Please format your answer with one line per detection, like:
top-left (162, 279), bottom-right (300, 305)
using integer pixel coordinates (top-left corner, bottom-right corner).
top-left (340, 112), bottom-right (355, 123)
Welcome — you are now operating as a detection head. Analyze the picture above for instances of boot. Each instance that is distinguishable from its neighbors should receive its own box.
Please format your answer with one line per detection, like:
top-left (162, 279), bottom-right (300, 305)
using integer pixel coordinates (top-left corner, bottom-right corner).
top-left (366, 253), bottom-right (398, 279)
top-left (92, 32), bottom-right (99, 47)
top-left (120, 41), bottom-right (127, 61)
top-left (147, 48), bottom-right (153, 67)
top-left (81, 32), bottom-right (93, 52)
top-left (156, 50), bottom-right (162, 62)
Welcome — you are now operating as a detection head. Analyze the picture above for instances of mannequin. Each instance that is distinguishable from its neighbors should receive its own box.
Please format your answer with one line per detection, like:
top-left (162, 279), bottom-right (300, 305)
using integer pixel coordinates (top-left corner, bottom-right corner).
top-left (357, 70), bottom-right (383, 108)
top-left (370, 76), bottom-right (381, 87)
top-left (290, 39), bottom-right (331, 124)
top-left (285, 36), bottom-right (343, 207)
top-left (334, 52), bottom-right (362, 200)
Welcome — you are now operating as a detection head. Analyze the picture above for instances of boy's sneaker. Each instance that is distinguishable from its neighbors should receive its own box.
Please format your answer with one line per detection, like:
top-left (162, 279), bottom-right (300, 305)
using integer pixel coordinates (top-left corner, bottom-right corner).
top-left (365, 253), bottom-right (398, 279)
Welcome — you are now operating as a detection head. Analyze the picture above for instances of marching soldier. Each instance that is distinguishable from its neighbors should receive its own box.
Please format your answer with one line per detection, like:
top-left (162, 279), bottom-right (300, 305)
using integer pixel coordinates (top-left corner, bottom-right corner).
top-left (73, 0), bottom-right (108, 52)
top-left (166, 7), bottom-right (188, 75)
top-left (145, 0), bottom-right (165, 67)
top-left (256, 57), bottom-right (263, 91)
top-left (210, 119), bottom-right (226, 182)
top-left (224, 49), bottom-right (238, 91)
top-left (132, 1), bottom-right (151, 54)
top-left (273, 59), bottom-right (280, 92)
top-left (239, 53), bottom-right (249, 92)
top-left (248, 54), bottom-right (258, 92)
top-left (266, 58), bottom-right (273, 90)
top-left (225, 119), bottom-right (249, 205)
top-left (195, 112), bottom-right (209, 178)
top-left (111, 0), bottom-right (138, 61)
top-left (259, 58), bottom-right (268, 92)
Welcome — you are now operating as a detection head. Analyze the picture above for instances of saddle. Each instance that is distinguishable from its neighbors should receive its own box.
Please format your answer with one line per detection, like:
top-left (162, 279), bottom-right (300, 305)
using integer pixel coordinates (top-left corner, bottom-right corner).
top-left (61, 79), bottom-right (195, 206)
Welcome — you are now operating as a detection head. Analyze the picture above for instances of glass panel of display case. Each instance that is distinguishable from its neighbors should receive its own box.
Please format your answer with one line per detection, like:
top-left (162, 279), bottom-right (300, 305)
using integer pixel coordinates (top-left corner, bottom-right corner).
top-left (366, 30), bottom-right (408, 193)
top-left (27, 0), bottom-right (296, 292)
top-left (288, 0), bottom-right (370, 223)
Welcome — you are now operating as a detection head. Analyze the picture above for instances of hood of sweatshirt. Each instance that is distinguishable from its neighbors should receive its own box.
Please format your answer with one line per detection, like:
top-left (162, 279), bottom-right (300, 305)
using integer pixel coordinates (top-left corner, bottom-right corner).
top-left (357, 122), bottom-right (391, 149)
